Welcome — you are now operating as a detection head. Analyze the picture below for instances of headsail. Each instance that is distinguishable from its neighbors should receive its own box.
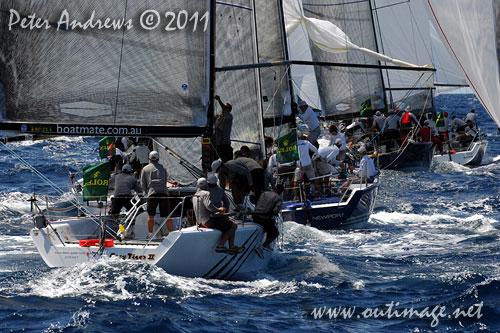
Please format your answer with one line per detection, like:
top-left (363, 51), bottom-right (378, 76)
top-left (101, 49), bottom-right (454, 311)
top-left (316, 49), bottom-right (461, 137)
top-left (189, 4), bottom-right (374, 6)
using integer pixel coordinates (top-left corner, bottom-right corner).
top-left (0, 1), bottom-right (210, 136)
top-left (425, 0), bottom-right (500, 127)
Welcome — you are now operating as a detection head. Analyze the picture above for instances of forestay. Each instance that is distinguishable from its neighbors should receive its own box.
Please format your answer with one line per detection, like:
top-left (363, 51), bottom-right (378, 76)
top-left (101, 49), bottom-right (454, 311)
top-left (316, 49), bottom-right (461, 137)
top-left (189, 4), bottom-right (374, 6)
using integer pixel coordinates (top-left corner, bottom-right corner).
top-left (425, 0), bottom-right (500, 127)
top-left (0, 0), bottom-right (210, 136)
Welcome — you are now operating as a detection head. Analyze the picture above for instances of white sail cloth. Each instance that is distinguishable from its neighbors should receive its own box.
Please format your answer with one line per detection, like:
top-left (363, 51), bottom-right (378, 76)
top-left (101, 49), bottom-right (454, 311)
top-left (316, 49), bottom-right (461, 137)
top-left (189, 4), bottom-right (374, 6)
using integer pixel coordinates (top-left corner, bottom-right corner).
top-left (284, 0), bottom-right (428, 68)
top-left (425, 0), bottom-right (500, 128)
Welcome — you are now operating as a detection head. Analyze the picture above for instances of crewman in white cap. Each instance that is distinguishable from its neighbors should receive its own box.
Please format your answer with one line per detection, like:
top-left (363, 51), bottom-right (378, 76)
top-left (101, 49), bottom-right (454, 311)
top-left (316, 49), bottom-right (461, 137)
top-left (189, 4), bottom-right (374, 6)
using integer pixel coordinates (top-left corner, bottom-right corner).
top-left (140, 151), bottom-right (170, 239)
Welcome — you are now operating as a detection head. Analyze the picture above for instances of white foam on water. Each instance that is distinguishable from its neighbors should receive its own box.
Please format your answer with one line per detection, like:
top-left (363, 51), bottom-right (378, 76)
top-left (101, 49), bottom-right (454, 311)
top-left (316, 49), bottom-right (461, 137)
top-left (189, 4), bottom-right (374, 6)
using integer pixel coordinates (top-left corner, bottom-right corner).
top-left (11, 255), bottom-right (328, 301)
top-left (433, 159), bottom-right (499, 176)
top-left (0, 191), bottom-right (32, 214)
top-left (371, 211), bottom-right (497, 233)
top-left (0, 235), bottom-right (34, 255)
top-left (483, 154), bottom-right (500, 164)
top-left (304, 252), bottom-right (341, 278)
top-left (352, 280), bottom-right (365, 290)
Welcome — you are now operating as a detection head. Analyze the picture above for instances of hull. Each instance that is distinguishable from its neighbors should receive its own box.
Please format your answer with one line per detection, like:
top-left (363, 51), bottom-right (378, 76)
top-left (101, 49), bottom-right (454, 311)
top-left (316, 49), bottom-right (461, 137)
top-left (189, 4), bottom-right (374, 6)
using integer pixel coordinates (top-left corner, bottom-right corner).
top-left (31, 220), bottom-right (273, 280)
top-left (433, 141), bottom-right (487, 166)
top-left (377, 142), bottom-right (434, 171)
top-left (281, 182), bottom-right (379, 230)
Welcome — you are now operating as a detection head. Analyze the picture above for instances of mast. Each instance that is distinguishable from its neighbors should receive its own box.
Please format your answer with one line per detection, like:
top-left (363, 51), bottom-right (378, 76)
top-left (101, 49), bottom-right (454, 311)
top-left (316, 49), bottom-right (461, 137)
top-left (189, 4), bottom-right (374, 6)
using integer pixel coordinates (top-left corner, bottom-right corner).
top-left (278, 0), bottom-right (297, 128)
top-left (202, 0), bottom-right (217, 172)
top-left (371, 0), bottom-right (394, 109)
top-left (369, 0), bottom-right (389, 111)
top-left (251, 0), bottom-right (266, 158)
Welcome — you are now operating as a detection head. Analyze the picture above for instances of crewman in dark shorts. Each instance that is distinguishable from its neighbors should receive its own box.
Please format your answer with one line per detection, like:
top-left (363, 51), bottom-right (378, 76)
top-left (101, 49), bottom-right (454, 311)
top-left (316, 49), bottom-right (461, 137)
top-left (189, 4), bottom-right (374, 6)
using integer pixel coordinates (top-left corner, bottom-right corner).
top-left (140, 151), bottom-right (170, 239)
top-left (193, 177), bottom-right (244, 254)
top-left (251, 184), bottom-right (283, 256)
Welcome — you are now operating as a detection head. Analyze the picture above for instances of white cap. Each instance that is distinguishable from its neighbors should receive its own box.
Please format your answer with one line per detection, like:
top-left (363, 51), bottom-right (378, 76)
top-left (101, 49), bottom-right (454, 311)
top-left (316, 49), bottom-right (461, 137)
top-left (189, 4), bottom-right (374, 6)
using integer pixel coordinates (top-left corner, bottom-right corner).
top-left (298, 100), bottom-right (308, 108)
top-left (211, 159), bottom-right (223, 172)
top-left (207, 173), bottom-right (218, 185)
top-left (358, 146), bottom-right (367, 154)
top-left (196, 177), bottom-right (208, 188)
top-left (375, 111), bottom-right (382, 116)
top-left (335, 138), bottom-right (342, 146)
top-left (149, 151), bottom-right (159, 160)
top-left (122, 164), bottom-right (133, 173)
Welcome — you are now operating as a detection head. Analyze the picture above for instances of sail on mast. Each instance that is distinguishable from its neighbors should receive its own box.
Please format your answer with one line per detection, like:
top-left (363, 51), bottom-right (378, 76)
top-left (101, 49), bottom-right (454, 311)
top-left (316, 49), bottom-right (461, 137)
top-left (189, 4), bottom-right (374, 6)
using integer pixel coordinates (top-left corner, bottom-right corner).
top-left (0, 1), bottom-right (210, 137)
top-left (158, 0), bottom-right (269, 184)
top-left (283, 0), bottom-right (429, 118)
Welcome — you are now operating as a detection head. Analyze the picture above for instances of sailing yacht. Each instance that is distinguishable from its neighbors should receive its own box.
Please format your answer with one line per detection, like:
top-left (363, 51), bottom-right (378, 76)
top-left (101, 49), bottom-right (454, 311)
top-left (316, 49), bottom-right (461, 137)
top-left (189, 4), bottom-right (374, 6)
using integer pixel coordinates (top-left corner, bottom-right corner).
top-left (423, 0), bottom-right (500, 165)
top-left (0, 0), bottom-right (286, 279)
top-left (374, 0), bottom-right (500, 167)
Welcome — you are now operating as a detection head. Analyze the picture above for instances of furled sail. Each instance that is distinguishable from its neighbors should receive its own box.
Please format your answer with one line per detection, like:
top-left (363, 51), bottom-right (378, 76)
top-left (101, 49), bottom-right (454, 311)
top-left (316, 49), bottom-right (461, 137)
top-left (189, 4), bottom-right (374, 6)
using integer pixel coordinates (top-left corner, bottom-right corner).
top-left (425, 0), bottom-right (500, 127)
top-left (0, 1), bottom-right (210, 136)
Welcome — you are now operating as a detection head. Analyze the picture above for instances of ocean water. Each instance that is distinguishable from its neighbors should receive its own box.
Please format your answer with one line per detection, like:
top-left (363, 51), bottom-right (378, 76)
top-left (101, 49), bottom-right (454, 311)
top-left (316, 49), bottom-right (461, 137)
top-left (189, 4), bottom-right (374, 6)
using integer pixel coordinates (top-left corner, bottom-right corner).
top-left (1, 94), bottom-right (499, 332)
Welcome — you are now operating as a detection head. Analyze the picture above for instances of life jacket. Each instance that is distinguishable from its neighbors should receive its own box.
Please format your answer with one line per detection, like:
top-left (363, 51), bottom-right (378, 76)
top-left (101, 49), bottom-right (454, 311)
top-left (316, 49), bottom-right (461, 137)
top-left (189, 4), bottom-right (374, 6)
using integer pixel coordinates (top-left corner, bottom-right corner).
top-left (401, 112), bottom-right (412, 124)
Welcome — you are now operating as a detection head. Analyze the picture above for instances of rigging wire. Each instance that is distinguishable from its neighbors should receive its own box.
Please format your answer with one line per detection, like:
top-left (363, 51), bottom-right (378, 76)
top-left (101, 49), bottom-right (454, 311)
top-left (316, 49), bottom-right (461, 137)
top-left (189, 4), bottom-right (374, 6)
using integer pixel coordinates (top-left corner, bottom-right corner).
top-left (0, 140), bottom-right (119, 237)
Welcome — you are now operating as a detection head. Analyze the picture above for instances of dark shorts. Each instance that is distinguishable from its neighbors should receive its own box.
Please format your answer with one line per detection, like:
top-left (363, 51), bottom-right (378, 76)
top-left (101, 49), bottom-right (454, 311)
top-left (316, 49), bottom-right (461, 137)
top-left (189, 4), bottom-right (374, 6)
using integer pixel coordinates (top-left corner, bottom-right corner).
top-left (205, 215), bottom-right (233, 232)
top-left (147, 193), bottom-right (169, 217)
top-left (110, 196), bottom-right (133, 215)
top-left (251, 168), bottom-right (266, 192)
top-left (217, 144), bottom-right (233, 163)
top-left (253, 215), bottom-right (278, 236)
top-left (230, 174), bottom-right (250, 195)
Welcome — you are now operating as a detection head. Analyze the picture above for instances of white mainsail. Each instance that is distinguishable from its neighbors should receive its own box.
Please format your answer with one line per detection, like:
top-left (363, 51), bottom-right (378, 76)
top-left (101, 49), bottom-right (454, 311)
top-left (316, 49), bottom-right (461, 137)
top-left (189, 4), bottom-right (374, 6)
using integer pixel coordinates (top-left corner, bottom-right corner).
top-left (285, 0), bottom-right (427, 67)
top-left (425, 0), bottom-right (500, 127)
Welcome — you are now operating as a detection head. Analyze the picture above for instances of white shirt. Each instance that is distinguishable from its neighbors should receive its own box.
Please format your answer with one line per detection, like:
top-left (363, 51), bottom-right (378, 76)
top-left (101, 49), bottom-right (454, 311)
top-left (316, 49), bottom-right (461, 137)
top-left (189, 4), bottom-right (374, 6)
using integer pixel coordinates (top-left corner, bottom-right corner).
top-left (298, 139), bottom-right (318, 167)
top-left (297, 107), bottom-right (320, 131)
top-left (373, 115), bottom-right (386, 131)
top-left (267, 153), bottom-right (278, 175)
top-left (355, 155), bottom-right (377, 178)
top-left (452, 118), bottom-right (466, 130)
top-left (328, 132), bottom-right (347, 150)
top-left (318, 146), bottom-right (340, 164)
top-left (427, 119), bottom-right (437, 136)
top-left (465, 126), bottom-right (478, 137)
top-left (465, 112), bottom-right (477, 125)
